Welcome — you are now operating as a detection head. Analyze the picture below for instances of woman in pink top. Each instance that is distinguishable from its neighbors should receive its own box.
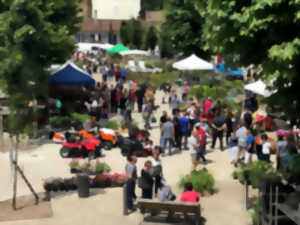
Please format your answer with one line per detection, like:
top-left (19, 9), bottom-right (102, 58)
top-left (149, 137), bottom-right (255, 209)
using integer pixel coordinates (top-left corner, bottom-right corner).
top-left (204, 99), bottom-right (212, 113)
top-left (180, 182), bottom-right (200, 203)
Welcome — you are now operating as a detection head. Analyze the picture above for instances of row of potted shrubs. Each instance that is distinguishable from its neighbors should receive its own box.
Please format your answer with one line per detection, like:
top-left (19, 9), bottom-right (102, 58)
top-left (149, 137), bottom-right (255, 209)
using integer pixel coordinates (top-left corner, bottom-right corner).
top-left (43, 173), bottom-right (127, 192)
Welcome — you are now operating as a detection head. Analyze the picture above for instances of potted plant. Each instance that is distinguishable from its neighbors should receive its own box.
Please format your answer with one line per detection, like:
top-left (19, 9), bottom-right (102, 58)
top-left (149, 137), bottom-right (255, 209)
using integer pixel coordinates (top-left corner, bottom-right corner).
top-left (179, 168), bottom-right (215, 195)
top-left (69, 158), bottom-right (80, 173)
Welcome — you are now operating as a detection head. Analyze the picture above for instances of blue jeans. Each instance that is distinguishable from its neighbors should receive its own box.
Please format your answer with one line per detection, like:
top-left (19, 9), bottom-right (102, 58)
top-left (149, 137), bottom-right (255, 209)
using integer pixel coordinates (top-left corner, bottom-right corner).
top-left (162, 138), bottom-right (173, 155)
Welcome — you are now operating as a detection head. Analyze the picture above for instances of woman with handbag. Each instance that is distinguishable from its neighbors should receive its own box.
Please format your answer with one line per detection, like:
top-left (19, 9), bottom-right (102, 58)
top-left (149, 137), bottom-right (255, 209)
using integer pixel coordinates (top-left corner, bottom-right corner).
top-left (139, 160), bottom-right (154, 199)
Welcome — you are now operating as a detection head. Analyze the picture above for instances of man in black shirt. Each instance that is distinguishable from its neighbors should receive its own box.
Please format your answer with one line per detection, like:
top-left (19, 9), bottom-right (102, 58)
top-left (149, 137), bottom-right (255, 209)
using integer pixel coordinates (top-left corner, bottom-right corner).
top-left (135, 86), bottom-right (144, 113)
top-left (160, 111), bottom-right (167, 126)
top-left (211, 111), bottom-right (227, 151)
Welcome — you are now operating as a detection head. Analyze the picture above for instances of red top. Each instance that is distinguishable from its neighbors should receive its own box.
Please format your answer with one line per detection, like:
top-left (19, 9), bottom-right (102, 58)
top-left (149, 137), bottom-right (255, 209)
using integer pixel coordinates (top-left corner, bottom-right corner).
top-left (180, 190), bottom-right (200, 203)
top-left (196, 128), bottom-right (206, 146)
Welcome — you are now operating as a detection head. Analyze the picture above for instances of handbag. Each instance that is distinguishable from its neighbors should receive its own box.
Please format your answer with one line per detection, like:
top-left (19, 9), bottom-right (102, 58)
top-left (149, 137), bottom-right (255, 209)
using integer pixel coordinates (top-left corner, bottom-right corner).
top-left (151, 117), bottom-right (157, 123)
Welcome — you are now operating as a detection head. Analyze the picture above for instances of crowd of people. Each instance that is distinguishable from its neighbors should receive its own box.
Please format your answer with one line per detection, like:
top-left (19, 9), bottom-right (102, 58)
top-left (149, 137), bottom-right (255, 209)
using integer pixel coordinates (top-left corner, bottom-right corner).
top-left (71, 53), bottom-right (300, 215)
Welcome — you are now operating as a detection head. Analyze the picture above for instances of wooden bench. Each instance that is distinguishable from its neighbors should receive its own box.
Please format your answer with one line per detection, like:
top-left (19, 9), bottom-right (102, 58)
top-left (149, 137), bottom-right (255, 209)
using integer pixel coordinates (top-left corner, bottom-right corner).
top-left (137, 199), bottom-right (201, 225)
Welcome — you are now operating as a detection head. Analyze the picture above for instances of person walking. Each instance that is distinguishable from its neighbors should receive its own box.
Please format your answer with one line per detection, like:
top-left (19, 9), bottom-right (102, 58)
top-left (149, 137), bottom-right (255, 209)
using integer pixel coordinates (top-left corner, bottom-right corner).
top-left (195, 123), bottom-right (207, 164)
top-left (173, 111), bottom-right (181, 151)
top-left (144, 102), bottom-right (153, 130)
top-left (139, 160), bottom-right (154, 199)
top-left (151, 151), bottom-right (163, 197)
top-left (276, 134), bottom-right (288, 170)
top-left (161, 117), bottom-right (175, 156)
top-left (135, 86), bottom-right (144, 113)
top-left (261, 133), bottom-right (271, 163)
top-left (236, 123), bottom-right (247, 163)
top-left (182, 82), bottom-right (190, 101)
top-left (245, 129), bottom-right (255, 164)
top-left (229, 126), bottom-right (239, 167)
top-left (225, 111), bottom-right (234, 146)
top-left (171, 94), bottom-right (180, 115)
top-left (188, 130), bottom-right (200, 171)
top-left (211, 111), bottom-right (226, 151)
top-left (178, 112), bottom-right (190, 150)
top-left (125, 155), bottom-right (137, 212)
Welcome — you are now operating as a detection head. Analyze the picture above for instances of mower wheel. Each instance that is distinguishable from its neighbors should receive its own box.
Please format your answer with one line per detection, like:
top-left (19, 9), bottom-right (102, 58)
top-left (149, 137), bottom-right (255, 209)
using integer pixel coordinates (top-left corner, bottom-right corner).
top-left (60, 146), bottom-right (70, 158)
top-left (88, 151), bottom-right (96, 161)
top-left (103, 141), bottom-right (113, 150)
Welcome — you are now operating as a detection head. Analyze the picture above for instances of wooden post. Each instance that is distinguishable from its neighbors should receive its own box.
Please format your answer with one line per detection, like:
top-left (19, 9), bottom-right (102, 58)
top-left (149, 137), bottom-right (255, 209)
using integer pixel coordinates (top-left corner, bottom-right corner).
top-left (244, 181), bottom-right (249, 210)
top-left (0, 115), bottom-right (3, 147)
top-left (13, 160), bottom-right (39, 205)
top-left (123, 183), bottom-right (128, 216)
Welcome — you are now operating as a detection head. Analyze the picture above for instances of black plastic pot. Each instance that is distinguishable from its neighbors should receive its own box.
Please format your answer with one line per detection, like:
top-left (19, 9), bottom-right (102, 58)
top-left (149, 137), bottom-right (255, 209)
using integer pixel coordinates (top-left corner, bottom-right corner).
top-left (77, 175), bottom-right (89, 198)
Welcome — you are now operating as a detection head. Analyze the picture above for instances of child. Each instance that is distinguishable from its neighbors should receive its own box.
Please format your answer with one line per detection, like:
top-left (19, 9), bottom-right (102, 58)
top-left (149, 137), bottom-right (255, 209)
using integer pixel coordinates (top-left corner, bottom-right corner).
top-left (261, 134), bottom-right (271, 163)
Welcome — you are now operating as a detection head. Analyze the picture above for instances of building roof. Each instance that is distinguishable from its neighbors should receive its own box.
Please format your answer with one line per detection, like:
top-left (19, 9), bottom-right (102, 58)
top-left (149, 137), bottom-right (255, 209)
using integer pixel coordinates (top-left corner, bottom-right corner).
top-left (80, 18), bottom-right (122, 33)
top-left (145, 11), bottom-right (163, 23)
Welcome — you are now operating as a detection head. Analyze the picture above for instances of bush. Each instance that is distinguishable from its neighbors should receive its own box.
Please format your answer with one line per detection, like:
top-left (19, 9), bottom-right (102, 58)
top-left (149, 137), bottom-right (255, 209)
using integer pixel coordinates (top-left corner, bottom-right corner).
top-left (50, 115), bottom-right (70, 128)
top-left (232, 161), bottom-right (280, 188)
top-left (71, 112), bottom-right (89, 122)
top-left (101, 120), bottom-right (119, 130)
top-left (249, 202), bottom-right (260, 225)
top-left (179, 168), bottom-right (215, 195)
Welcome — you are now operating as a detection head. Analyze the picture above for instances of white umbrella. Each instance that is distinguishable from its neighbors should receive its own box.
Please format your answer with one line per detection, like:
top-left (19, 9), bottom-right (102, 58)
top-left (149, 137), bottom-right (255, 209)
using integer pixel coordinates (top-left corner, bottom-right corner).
top-left (172, 54), bottom-right (214, 71)
top-left (244, 80), bottom-right (272, 97)
top-left (120, 49), bottom-right (150, 56)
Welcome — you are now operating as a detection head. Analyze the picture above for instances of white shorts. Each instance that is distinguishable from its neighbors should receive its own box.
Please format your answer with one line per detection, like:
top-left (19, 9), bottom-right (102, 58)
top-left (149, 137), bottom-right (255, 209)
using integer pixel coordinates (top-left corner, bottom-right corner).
top-left (230, 146), bottom-right (239, 161)
top-left (244, 151), bottom-right (252, 164)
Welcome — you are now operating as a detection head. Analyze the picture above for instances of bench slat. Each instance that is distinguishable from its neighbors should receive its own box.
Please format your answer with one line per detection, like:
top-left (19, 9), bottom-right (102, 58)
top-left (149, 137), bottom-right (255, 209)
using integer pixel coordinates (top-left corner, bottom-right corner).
top-left (137, 199), bottom-right (201, 215)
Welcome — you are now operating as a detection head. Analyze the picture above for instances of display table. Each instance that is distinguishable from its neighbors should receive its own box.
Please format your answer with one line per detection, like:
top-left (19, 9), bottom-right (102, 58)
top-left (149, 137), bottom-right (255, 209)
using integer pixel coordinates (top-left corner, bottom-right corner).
top-left (276, 203), bottom-right (300, 225)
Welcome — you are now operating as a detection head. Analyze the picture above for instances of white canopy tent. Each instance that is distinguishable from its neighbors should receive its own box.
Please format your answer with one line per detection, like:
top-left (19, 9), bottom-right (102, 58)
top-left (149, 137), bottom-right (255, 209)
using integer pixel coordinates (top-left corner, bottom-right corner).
top-left (244, 80), bottom-right (272, 97)
top-left (76, 42), bottom-right (114, 52)
top-left (172, 54), bottom-right (214, 71)
top-left (120, 49), bottom-right (150, 56)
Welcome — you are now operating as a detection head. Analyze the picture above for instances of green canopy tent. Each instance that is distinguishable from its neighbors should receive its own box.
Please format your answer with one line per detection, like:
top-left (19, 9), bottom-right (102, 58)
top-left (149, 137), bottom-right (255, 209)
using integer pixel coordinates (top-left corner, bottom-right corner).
top-left (106, 44), bottom-right (129, 54)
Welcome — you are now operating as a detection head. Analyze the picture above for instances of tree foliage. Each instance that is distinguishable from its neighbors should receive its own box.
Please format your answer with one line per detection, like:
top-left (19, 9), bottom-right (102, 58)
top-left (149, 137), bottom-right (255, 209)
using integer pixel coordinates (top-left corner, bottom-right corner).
top-left (141, 0), bottom-right (164, 11)
top-left (161, 0), bottom-right (210, 59)
top-left (144, 25), bottom-right (158, 51)
top-left (0, 0), bottom-right (82, 134)
top-left (120, 21), bottom-right (130, 46)
top-left (108, 23), bottom-right (115, 44)
top-left (119, 19), bottom-right (144, 49)
top-left (193, 0), bottom-right (300, 125)
top-left (159, 29), bottom-right (174, 58)
top-left (130, 19), bottom-right (144, 49)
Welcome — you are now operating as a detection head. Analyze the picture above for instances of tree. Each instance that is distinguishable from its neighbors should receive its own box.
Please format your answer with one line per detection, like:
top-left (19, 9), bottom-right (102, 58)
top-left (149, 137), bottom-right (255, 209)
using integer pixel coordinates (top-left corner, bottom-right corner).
top-left (141, 0), bottom-right (164, 11)
top-left (159, 29), bottom-right (173, 58)
top-left (161, 0), bottom-right (210, 59)
top-left (0, 0), bottom-right (82, 209)
top-left (130, 19), bottom-right (144, 49)
top-left (108, 23), bottom-right (115, 44)
top-left (144, 25), bottom-right (158, 51)
top-left (120, 21), bottom-right (130, 45)
top-left (193, 0), bottom-right (300, 125)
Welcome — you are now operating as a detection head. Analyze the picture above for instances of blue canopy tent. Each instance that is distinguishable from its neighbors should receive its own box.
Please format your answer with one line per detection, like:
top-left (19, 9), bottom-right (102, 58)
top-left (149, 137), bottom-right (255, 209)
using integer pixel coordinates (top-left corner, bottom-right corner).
top-left (49, 62), bottom-right (95, 86)
top-left (215, 62), bottom-right (243, 76)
